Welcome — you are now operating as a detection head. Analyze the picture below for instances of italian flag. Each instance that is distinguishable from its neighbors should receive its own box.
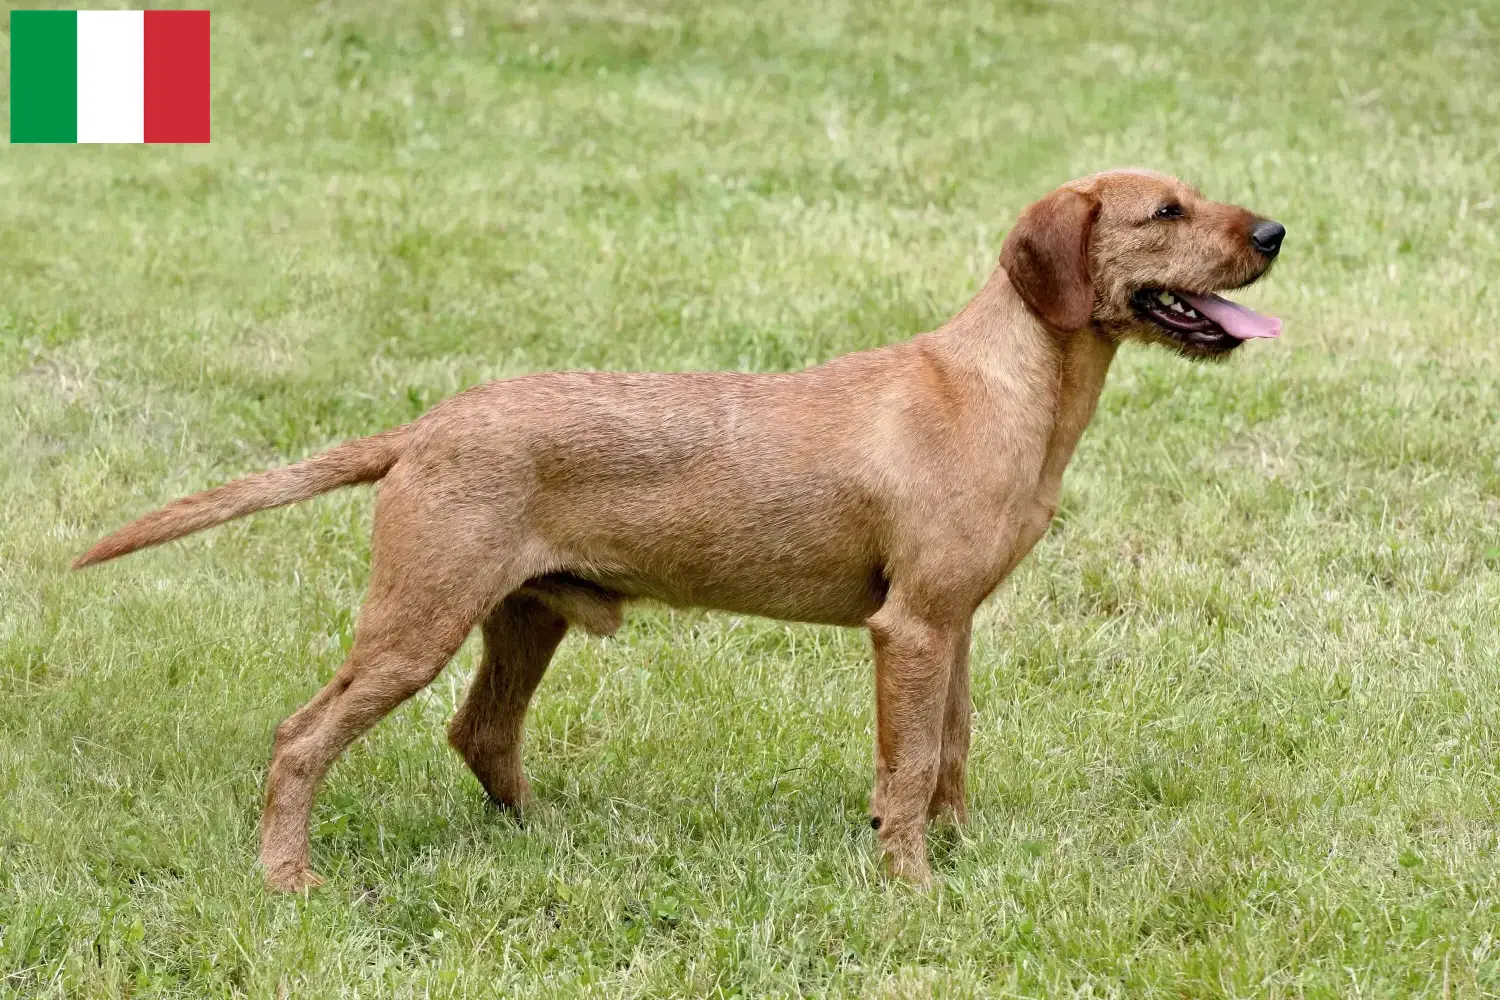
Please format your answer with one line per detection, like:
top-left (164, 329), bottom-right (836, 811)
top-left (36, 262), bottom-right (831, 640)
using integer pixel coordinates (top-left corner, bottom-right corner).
top-left (10, 10), bottom-right (210, 144)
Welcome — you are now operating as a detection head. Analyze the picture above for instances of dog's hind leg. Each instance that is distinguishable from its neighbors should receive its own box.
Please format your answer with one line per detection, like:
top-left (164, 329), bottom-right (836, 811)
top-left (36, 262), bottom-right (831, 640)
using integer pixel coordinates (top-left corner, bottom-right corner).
top-left (447, 593), bottom-right (569, 810)
top-left (259, 596), bottom-right (480, 890)
top-left (448, 579), bottom-right (624, 809)
top-left (258, 481), bottom-right (518, 892)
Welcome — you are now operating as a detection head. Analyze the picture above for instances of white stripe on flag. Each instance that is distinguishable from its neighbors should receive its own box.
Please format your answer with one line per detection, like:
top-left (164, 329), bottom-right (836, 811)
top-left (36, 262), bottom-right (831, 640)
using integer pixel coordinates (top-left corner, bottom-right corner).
top-left (77, 10), bottom-right (145, 143)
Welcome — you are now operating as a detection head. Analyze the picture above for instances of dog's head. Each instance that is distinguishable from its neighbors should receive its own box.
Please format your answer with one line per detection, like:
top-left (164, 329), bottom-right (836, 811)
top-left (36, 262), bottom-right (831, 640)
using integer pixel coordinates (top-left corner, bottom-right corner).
top-left (1000, 169), bottom-right (1283, 360)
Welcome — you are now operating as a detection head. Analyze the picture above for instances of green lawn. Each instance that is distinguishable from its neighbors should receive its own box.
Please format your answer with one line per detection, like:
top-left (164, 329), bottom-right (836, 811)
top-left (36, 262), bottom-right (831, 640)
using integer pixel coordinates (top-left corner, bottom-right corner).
top-left (2, 0), bottom-right (1498, 995)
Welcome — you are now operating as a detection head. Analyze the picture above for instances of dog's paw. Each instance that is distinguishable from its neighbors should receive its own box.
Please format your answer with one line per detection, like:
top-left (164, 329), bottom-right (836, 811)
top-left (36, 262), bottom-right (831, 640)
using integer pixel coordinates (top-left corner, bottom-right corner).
top-left (878, 831), bottom-right (934, 888)
top-left (487, 792), bottom-right (531, 824)
top-left (484, 772), bottom-right (533, 815)
top-left (889, 854), bottom-right (932, 888)
top-left (264, 863), bottom-right (325, 893)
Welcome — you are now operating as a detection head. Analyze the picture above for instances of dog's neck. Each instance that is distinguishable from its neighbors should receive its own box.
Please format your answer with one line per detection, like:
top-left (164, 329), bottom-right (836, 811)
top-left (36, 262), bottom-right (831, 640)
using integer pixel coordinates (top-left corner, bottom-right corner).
top-left (925, 264), bottom-right (1118, 497)
top-left (932, 263), bottom-right (1118, 415)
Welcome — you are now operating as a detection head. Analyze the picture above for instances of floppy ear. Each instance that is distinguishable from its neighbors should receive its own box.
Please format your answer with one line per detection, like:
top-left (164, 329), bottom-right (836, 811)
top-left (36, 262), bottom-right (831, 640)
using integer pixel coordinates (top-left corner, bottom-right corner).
top-left (999, 188), bottom-right (1100, 333)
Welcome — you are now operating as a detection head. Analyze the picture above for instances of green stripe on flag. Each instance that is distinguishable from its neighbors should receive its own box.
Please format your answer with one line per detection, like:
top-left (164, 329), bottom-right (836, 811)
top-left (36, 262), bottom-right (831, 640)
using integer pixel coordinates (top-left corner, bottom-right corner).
top-left (11, 10), bottom-right (79, 143)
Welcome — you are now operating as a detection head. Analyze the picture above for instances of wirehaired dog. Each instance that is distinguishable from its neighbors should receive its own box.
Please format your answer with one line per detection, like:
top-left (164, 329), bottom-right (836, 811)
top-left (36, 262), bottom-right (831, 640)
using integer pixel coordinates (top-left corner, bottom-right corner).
top-left (76, 169), bottom-right (1284, 890)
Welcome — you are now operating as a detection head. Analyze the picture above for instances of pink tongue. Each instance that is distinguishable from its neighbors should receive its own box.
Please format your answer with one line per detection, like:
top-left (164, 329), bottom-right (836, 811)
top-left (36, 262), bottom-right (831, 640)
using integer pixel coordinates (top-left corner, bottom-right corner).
top-left (1178, 292), bottom-right (1282, 340)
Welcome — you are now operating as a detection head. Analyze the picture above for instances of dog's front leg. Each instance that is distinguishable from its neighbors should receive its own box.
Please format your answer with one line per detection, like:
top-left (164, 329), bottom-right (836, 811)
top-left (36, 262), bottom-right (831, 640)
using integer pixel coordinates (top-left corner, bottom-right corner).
top-left (929, 620), bottom-right (972, 824)
top-left (867, 601), bottom-right (966, 886)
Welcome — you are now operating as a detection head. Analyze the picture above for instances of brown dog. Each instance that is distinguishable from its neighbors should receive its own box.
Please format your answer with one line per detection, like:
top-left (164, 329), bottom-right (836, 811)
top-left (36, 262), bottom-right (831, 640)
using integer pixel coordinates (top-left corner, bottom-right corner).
top-left (74, 169), bottom-right (1284, 891)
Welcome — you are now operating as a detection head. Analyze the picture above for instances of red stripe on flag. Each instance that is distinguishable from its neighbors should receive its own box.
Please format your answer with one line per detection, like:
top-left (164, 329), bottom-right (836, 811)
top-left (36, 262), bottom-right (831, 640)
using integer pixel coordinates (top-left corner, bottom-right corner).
top-left (143, 10), bottom-right (210, 143)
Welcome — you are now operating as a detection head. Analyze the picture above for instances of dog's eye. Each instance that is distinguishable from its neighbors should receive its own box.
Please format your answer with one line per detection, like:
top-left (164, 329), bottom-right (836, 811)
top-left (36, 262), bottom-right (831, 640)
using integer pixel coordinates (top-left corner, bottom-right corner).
top-left (1153, 204), bottom-right (1184, 220)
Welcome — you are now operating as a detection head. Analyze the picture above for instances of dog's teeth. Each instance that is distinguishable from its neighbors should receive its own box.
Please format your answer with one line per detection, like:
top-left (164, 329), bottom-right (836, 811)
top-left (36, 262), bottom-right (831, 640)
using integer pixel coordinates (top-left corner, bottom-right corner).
top-left (1157, 291), bottom-right (1175, 305)
top-left (1184, 308), bottom-right (1199, 318)
top-left (1170, 302), bottom-right (1185, 313)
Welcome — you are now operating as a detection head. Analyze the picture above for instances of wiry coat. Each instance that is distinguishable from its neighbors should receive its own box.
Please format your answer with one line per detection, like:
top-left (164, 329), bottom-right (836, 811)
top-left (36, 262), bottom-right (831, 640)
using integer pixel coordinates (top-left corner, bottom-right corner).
top-left (76, 169), bottom-right (1282, 890)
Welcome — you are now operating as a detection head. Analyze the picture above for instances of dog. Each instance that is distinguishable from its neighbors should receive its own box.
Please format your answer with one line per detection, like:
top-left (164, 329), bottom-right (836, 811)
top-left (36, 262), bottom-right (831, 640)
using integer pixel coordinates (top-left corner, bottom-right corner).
top-left (74, 169), bottom-right (1284, 891)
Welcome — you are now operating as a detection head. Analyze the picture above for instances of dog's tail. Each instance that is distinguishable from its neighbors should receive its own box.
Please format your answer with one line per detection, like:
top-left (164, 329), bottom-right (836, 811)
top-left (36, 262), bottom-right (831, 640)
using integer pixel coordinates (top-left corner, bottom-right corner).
top-left (72, 424), bottom-right (413, 569)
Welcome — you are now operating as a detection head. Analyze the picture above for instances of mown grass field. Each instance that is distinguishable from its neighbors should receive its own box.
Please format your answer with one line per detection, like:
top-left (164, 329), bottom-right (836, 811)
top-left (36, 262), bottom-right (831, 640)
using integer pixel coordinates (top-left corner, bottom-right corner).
top-left (2, 0), bottom-right (1498, 995)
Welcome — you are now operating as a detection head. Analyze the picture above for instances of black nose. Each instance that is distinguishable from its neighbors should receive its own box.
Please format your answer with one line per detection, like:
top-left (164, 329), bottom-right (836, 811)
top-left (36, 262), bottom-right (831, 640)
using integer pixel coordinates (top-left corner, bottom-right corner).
top-left (1251, 220), bottom-right (1285, 257)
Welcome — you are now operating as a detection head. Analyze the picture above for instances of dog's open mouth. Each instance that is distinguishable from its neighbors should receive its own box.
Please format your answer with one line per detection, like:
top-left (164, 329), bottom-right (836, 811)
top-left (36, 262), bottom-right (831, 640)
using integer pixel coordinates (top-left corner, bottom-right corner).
top-left (1132, 288), bottom-right (1282, 351)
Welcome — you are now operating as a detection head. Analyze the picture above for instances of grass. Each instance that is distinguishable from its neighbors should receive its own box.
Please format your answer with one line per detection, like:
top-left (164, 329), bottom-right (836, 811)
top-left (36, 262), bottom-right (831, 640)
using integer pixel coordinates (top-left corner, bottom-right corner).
top-left (2, 0), bottom-right (1499, 994)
